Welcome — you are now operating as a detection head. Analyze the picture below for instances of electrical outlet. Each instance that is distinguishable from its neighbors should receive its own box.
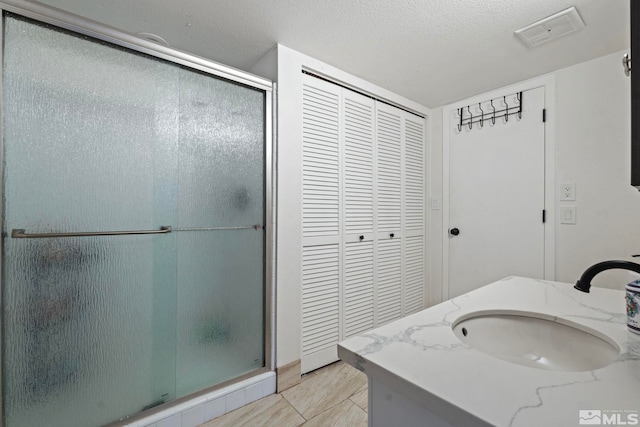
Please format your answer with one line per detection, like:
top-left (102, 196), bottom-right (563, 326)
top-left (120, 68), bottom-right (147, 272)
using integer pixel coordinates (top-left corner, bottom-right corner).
top-left (561, 183), bottom-right (576, 201)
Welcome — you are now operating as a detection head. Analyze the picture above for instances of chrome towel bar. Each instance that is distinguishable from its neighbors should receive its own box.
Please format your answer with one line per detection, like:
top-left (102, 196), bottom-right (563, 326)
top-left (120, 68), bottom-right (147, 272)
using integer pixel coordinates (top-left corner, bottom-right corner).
top-left (175, 225), bottom-right (263, 232)
top-left (9, 224), bottom-right (264, 238)
top-left (11, 226), bottom-right (172, 239)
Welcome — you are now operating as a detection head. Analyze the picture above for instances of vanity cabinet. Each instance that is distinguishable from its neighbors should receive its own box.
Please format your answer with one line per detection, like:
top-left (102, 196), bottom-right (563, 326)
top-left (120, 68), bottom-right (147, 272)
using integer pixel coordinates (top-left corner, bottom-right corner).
top-left (300, 73), bottom-right (427, 373)
top-left (338, 277), bottom-right (640, 427)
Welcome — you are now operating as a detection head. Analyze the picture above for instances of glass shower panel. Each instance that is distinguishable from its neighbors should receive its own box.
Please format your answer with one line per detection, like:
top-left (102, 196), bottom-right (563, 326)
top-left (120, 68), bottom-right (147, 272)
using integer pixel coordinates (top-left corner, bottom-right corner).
top-left (175, 70), bottom-right (265, 396)
top-left (2, 15), bottom-right (179, 427)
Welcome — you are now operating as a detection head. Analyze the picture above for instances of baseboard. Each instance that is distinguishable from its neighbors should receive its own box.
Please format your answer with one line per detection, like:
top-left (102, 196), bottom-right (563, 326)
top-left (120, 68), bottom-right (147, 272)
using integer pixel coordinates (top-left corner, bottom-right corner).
top-left (276, 359), bottom-right (301, 392)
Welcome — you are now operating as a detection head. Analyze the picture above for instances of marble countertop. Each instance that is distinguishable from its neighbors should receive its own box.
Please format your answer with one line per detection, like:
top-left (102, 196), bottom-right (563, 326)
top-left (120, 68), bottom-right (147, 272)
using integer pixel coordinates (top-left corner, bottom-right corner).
top-left (338, 277), bottom-right (640, 427)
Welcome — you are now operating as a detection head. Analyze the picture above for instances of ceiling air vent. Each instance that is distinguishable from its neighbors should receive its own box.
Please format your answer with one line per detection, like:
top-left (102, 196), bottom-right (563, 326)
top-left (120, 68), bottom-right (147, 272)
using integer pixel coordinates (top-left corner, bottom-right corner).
top-left (515, 6), bottom-right (586, 48)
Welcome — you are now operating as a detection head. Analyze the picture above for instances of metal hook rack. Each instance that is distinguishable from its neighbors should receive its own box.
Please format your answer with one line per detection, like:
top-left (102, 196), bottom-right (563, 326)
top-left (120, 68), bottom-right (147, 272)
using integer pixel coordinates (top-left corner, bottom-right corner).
top-left (457, 91), bottom-right (523, 132)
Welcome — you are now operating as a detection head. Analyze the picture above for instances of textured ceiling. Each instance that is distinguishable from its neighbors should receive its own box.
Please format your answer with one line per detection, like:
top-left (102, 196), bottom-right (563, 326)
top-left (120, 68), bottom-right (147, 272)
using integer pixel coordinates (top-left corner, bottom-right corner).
top-left (23, 0), bottom-right (629, 108)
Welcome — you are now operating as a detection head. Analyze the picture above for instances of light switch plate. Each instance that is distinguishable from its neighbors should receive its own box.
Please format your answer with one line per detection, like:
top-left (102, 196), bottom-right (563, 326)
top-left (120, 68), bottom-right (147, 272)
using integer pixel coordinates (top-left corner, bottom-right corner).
top-left (561, 183), bottom-right (576, 201)
top-left (431, 198), bottom-right (441, 210)
top-left (560, 206), bottom-right (577, 224)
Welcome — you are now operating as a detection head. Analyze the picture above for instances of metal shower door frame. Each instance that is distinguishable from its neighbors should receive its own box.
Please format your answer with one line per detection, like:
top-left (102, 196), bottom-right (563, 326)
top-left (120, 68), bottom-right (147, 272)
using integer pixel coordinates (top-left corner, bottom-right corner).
top-left (0, 1), bottom-right (275, 425)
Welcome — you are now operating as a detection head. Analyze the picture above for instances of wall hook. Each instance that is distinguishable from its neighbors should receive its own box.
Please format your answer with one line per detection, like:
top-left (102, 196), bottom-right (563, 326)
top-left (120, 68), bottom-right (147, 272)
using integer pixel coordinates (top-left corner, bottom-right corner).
top-left (478, 102), bottom-right (484, 128)
top-left (623, 53), bottom-right (631, 77)
top-left (516, 92), bottom-right (522, 120)
top-left (490, 100), bottom-right (496, 125)
top-left (457, 108), bottom-right (462, 132)
top-left (504, 96), bottom-right (509, 122)
top-left (467, 106), bottom-right (472, 129)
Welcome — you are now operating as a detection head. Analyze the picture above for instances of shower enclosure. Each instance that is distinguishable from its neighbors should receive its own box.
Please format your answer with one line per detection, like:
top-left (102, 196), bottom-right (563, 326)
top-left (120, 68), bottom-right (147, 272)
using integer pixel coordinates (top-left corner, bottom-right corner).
top-left (0, 3), bottom-right (272, 427)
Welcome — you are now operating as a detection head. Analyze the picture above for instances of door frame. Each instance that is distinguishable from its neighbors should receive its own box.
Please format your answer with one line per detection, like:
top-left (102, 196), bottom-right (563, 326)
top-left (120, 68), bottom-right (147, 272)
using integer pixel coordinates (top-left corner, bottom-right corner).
top-left (441, 75), bottom-right (556, 300)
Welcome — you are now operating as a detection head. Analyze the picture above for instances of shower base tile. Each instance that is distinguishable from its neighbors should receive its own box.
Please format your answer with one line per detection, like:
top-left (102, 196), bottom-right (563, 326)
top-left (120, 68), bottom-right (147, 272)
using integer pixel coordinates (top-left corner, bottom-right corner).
top-left (263, 374), bottom-right (277, 396)
top-left (225, 389), bottom-right (246, 412)
top-left (181, 404), bottom-right (205, 427)
top-left (203, 397), bottom-right (225, 421)
top-left (157, 414), bottom-right (181, 427)
top-left (245, 381), bottom-right (264, 403)
top-left (131, 372), bottom-right (275, 427)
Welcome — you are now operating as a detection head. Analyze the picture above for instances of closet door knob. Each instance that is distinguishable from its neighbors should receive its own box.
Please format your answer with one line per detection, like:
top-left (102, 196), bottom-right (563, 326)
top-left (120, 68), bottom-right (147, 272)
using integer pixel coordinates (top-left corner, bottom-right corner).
top-left (359, 235), bottom-right (364, 241)
top-left (450, 228), bottom-right (460, 236)
top-left (390, 233), bottom-right (395, 238)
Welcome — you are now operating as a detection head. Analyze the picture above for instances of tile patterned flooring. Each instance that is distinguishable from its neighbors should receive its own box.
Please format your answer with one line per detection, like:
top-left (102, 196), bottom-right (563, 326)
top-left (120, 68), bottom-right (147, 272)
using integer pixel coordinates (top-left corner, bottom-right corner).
top-left (199, 362), bottom-right (368, 427)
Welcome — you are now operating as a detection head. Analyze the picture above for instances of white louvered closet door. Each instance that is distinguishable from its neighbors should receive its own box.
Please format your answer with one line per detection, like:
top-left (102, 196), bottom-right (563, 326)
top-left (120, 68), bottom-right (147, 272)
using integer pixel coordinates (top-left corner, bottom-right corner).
top-left (301, 75), bottom-right (342, 373)
top-left (301, 74), bottom-right (428, 373)
top-left (342, 91), bottom-right (375, 339)
top-left (403, 113), bottom-right (426, 315)
top-left (375, 103), bottom-right (403, 326)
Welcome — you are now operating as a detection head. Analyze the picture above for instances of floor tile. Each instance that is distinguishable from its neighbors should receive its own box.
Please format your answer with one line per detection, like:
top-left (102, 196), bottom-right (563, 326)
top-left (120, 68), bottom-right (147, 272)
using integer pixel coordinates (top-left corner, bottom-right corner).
top-left (199, 394), bottom-right (304, 427)
top-left (301, 400), bottom-right (367, 427)
top-left (281, 362), bottom-right (367, 420)
top-left (310, 360), bottom-right (345, 377)
top-left (349, 386), bottom-right (368, 412)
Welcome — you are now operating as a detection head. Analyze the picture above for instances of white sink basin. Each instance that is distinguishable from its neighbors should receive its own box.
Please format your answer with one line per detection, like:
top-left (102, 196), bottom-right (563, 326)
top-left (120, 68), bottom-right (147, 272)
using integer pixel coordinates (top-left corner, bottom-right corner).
top-left (452, 311), bottom-right (620, 372)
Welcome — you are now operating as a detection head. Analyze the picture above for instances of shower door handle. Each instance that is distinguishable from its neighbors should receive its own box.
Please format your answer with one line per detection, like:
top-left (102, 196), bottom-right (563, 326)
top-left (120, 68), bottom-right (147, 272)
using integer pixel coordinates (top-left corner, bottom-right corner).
top-left (174, 224), bottom-right (263, 232)
top-left (10, 226), bottom-right (172, 239)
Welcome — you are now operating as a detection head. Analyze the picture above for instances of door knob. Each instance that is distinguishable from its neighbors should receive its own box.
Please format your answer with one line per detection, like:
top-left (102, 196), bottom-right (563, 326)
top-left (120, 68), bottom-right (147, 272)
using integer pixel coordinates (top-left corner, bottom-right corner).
top-left (450, 228), bottom-right (460, 236)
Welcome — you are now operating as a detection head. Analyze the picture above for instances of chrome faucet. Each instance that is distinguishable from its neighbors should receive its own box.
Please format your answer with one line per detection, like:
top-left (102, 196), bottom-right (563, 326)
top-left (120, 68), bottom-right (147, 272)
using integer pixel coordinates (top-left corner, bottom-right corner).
top-left (574, 260), bottom-right (640, 293)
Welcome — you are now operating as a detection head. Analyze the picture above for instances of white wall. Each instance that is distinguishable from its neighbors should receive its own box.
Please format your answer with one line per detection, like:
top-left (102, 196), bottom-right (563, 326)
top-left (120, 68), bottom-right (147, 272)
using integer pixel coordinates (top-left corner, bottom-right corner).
top-left (265, 45), bottom-right (431, 368)
top-left (555, 49), bottom-right (640, 287)
top-left (249, 47), bottom-right (277, 82)
top-left (431, 49), bottom-right (639, 301)
top-left (272, 45), bottom-right (304, 369)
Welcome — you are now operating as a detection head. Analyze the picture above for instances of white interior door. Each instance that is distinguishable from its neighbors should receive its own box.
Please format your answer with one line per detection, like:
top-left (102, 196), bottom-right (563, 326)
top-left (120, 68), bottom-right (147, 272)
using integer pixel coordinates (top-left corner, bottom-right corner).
top-left (448, 87), bottom-right (545, 298)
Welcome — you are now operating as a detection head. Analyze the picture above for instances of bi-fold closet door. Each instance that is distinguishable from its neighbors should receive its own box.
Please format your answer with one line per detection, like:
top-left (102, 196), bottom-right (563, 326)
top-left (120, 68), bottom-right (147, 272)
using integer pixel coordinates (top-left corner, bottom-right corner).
top-left (301, 74), bottom-right (426, 373)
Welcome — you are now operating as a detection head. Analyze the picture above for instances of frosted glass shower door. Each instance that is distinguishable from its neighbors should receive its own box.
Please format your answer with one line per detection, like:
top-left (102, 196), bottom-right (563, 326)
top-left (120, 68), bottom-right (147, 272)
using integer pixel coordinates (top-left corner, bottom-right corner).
top-left (2, 15), bottom-right (180, 427)
top-left (2, 11), bottom-right (267, 427)
top-left (175, 69), bottom-right (265, 396)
